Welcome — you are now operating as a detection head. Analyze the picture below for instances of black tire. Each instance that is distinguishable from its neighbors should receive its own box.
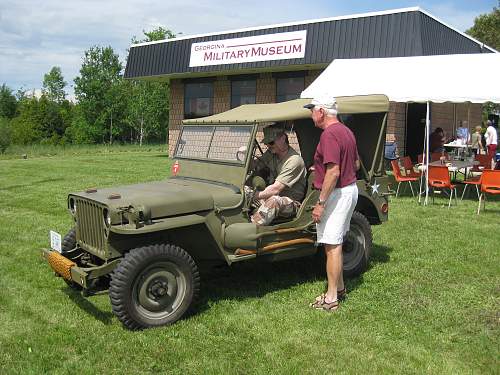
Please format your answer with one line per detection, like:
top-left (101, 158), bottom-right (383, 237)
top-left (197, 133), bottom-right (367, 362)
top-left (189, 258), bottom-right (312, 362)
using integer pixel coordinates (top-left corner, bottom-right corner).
top-left (61, 228), bottom-right (83, 290)
top-left (343, 211), bottom-right (372, 277)
top-left (109, 244), bottom-right (200, 330)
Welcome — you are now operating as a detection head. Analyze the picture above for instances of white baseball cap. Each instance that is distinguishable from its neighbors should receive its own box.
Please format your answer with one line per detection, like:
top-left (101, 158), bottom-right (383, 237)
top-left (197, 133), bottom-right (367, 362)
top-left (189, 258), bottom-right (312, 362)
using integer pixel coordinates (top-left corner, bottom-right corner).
top-left (303, 94), bottom-right (337, 110)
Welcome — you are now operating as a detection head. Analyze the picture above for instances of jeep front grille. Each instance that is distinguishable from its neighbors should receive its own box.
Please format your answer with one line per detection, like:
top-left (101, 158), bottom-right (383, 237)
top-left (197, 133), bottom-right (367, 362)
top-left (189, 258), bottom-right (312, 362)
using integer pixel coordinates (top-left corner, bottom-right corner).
top-left (74, 198), bottom-right (108, 258)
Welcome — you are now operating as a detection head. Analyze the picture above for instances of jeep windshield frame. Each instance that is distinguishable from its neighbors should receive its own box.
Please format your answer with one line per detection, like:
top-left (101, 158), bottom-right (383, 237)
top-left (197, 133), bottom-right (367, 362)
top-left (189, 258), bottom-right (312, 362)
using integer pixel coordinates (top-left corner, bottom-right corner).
top-left (174, 124), bottom-right (254, 166)
top-left (182, 95), bottom-right (390, 179)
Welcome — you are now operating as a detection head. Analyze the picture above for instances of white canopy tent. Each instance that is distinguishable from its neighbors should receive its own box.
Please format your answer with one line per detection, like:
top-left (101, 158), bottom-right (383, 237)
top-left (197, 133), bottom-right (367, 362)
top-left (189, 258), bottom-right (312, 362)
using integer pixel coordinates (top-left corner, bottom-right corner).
top-left (301, 53), bottom-right (500, 204)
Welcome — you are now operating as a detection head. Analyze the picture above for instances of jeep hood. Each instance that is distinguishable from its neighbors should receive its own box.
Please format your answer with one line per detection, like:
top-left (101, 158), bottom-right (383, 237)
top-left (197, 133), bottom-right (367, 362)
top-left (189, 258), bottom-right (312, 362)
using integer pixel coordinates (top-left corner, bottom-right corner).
top-left (70, 178), bottom-right (241, 218)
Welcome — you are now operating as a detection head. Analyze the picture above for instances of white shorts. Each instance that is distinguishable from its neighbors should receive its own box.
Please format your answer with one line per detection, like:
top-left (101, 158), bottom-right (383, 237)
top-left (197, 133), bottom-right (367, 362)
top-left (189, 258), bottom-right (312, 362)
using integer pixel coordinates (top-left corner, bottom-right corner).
top-left (316, 183), bottom-right (358, 245)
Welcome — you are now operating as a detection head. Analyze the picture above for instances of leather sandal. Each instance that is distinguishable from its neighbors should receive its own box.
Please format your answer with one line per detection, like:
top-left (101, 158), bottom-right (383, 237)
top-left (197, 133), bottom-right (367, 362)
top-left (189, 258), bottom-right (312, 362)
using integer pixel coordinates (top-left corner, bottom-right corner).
top-left (337, 288), bottom-right (347, 302)
top-left (310, 295), bottom-right (339, 311)
top-left (311, 288), bottom-right (347, 305)
top-left (319, 299), bottom-right (339, 312)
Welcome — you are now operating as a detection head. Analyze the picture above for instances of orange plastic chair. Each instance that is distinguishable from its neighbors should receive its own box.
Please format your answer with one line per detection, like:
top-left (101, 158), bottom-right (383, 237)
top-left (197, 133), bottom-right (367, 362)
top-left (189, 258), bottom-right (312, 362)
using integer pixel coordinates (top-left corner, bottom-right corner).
top-left (477, 170), bottom-right (500, 214)
top-left (391, 160), bottom-right (418, 197)
top-left (431, 152), bottom-right (445, 162)
top-left (401, 156), bottom-right (421, 178)
top-left (468, 154), bottom-right (492, 177)
top-left (428, 165), bottom-right (458, 208)
top-left (461, 173), bottom-right (482, 201)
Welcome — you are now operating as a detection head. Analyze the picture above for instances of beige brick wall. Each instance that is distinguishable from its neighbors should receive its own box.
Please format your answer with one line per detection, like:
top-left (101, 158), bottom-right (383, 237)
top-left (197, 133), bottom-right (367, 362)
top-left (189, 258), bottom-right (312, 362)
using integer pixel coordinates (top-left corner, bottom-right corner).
top-left (386, 102), bottom-right (407, 154)
top-left (255, 73), bottom-right (276, 104)
top-left (168, 79), bottom-right (184, 156)
top-left (430, 103), bottom-right (454, 138)
top-left (214, 77), bottom-right (230, 113)
top-left (305, 70), bottom-right (322, 87)
top-left (431, 102), bottom-right (482, 141)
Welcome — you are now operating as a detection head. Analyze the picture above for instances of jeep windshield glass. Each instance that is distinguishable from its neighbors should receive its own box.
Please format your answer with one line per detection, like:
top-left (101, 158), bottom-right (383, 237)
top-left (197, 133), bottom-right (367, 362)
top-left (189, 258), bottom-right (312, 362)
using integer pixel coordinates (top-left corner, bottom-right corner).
top-left (174, 125), bottom-right (253, 164)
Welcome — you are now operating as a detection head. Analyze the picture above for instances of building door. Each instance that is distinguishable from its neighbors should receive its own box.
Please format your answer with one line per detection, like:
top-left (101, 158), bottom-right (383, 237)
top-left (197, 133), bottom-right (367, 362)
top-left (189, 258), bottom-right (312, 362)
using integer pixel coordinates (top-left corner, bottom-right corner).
top-left (405, 103), bottom-right (427, 162)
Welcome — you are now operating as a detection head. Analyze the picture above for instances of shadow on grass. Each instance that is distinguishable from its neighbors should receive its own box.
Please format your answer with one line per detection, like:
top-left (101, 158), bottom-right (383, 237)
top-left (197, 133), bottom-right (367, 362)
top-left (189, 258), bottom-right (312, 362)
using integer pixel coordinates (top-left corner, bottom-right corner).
top-left (153, 154), bottom-right (170, 158)
top-left (369, 243), bottom-right (392, 266)
top-left (0, 178), bottom-right (65, 191)
top-left (198, 243), bottom-right (392, 313)
top-left (59, 243), bottom-right (392, 324)
top-left (63, 288), bottom-right (114, 325)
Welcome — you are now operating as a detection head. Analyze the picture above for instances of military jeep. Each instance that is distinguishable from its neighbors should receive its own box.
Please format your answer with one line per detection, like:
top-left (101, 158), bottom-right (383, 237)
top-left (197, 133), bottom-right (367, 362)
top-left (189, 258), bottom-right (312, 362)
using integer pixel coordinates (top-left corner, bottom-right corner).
top-left (41, 95), bottom-right (391, 330)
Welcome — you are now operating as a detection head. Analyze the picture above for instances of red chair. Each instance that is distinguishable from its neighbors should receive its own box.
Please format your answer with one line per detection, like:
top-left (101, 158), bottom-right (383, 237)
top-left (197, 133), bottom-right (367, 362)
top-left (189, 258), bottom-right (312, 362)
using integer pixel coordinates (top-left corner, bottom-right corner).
top-left (419, 153), bottom-right (448, 163)
top-left (477, 170), bottom-right (500, 214)
top-left (468, 154), bottom-right (492, 177)
top-left (428, 165), bottom-right (458, 208)
top-left (461, 174), bottom-right (482, 201)
top-left (431, 152), bottom-right (447, 162)
top-left (391, 160), bottom-right (418, 197)
top-left (401, 156), bottom-right (421, 178)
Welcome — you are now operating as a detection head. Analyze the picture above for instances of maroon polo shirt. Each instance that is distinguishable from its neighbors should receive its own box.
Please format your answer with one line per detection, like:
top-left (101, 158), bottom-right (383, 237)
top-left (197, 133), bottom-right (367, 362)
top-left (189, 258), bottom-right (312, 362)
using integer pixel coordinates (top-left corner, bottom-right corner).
top-left (313, 121), bottom-right (358, 189)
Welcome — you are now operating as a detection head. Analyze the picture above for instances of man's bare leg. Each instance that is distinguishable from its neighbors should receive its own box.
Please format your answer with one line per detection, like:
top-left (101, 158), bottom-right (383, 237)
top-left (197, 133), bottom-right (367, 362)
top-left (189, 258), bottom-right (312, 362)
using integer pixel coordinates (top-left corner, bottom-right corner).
top-left (325, 243), bottom-right (344, 303)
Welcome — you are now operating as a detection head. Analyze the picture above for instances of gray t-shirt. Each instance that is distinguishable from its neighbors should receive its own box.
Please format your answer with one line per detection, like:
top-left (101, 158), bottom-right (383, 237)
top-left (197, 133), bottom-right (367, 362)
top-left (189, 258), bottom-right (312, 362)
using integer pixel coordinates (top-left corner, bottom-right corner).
top-left (470, 132), bottom-right (482, 150)
top-left (261, 147), bottom-right (306, 202)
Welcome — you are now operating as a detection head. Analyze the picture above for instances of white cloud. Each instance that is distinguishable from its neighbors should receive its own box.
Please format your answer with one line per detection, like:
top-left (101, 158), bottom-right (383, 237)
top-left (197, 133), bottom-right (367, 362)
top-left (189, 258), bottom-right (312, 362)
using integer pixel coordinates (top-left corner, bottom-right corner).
top-left (0, 0), bottom-right (490, 97)
top-left (0, 0), bottom-right (323, 94)
top-left (425, 2), bottom-right (492, 32)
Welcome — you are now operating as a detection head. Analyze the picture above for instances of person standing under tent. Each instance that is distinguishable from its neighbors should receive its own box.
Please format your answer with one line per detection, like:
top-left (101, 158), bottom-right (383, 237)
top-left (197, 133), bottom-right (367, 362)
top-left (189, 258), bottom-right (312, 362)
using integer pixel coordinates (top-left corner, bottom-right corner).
top-left (470, 126), bottom-right (484, 156)
top-left (485, 120), bottom-right (498, 169)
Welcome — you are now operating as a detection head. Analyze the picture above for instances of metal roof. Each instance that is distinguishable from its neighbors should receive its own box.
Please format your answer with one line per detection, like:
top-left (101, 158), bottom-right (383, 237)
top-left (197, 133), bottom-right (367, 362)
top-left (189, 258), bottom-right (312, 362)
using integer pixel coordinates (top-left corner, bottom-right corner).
top-left (125, 8), bottom-right (494, 80)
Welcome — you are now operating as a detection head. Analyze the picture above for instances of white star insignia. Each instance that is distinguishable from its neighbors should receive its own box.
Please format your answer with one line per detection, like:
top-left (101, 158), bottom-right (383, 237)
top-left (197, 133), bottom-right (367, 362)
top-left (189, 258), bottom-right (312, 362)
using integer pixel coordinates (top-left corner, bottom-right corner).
top-left (370, 180), bottom-right (380, 195)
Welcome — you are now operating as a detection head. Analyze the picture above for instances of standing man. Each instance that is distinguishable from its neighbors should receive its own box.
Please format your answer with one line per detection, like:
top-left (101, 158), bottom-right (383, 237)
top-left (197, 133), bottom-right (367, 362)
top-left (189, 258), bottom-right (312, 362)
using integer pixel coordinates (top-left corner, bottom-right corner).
top-left (250, 124), bottom-right (307, 226)
top-left (304, 96), bottom-right (359, 312)
top-left (485, 120), bottom-right (498, 169)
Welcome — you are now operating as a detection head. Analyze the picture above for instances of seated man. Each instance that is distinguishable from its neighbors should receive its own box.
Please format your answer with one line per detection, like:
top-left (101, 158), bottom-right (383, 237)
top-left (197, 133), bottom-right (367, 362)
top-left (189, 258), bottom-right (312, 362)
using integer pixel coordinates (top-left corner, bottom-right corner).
top-left (430, 127), bottom-right (446, 153)
top-left (250, 124), bottom-right (307, 226)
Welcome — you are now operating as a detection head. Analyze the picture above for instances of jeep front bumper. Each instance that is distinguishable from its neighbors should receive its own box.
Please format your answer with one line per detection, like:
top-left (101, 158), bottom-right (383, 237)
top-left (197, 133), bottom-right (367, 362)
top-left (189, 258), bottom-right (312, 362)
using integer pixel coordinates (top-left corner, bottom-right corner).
top-left (41, 249), bottom-right (120, 289)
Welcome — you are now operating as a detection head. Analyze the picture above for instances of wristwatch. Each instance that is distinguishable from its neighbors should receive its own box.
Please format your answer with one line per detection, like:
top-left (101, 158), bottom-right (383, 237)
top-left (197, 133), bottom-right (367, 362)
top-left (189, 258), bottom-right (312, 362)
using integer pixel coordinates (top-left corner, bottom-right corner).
top-left (317, 199), bottom-right (326, 206)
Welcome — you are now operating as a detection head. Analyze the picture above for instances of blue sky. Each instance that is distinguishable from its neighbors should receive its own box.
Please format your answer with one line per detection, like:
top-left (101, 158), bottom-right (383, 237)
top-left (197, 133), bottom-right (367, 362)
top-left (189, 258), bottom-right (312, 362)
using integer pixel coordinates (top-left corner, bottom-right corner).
top-left (0, 0), bottom-right (497, 99)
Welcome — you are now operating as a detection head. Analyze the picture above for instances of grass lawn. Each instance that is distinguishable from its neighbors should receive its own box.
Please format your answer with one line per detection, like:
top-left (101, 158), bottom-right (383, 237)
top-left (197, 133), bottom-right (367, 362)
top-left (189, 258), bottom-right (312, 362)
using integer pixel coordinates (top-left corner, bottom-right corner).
top-left (0, 147), bottom-right (498, 374)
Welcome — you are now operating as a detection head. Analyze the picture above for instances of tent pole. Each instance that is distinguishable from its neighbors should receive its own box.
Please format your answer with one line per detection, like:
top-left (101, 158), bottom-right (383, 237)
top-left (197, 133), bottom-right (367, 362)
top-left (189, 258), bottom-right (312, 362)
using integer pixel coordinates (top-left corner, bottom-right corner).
top-left (467, 103), bottom-right (471, 135)
top-left (424, 101), bottom-right (430, 205)
top-left (453, 104), bottom-right (457, 139)
top-left (418, 118), bottom-right (426, 204)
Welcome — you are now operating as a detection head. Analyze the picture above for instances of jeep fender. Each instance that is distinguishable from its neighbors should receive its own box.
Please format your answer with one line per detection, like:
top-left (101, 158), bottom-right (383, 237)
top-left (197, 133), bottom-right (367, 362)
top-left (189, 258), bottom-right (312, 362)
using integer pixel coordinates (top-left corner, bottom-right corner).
top-left (109, 212), bottom-right (230, 266)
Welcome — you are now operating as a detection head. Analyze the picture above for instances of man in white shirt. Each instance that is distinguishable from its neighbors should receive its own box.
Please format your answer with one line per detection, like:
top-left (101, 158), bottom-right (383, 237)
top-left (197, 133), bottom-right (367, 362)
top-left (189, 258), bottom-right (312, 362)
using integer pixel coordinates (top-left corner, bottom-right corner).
top-left (485, 120), bottom-right (498, 169)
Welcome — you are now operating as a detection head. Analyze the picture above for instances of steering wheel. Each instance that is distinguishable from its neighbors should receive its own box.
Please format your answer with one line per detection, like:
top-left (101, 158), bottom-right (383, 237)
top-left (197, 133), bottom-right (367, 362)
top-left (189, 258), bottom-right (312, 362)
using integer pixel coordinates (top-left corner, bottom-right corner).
top-left (236, 146), bottom-right (247, 162)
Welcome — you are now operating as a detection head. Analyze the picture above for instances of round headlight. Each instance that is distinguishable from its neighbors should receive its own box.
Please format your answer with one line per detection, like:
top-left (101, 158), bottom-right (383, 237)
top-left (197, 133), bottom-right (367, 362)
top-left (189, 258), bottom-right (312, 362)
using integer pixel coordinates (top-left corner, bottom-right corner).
top-left (69, 198), bottom-right (77, 214)
top-left (103, 208), bottom-right (111, 227)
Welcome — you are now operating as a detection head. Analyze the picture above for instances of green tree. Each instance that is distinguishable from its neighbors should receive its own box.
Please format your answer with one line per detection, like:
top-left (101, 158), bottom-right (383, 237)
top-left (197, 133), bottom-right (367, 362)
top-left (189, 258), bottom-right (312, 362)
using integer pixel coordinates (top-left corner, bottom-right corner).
top-left (0, 84), bottom-right (17, 119)
top-left (126, 80), bottom-right (169, 145)
top-left (466, 7), bottom-right (500, 51)
top-left (74, 46), bottom-right (124, 144)
top-left (9, 92), bottom-right (71, 145)
top-left (0, 117), bottom-right (12, 153)
top-left (126, 27), bottom-right (174, 145)
top-left (10, 95), bottom-right (43, 144)
top-left (42, 67), bottom-right (67, 103)
top-left (132, 26), bottom-right (177, 45)
top-left (64, 106), bottom-right (93, 144)
top-left (37, 94), bottom-right (66, 142)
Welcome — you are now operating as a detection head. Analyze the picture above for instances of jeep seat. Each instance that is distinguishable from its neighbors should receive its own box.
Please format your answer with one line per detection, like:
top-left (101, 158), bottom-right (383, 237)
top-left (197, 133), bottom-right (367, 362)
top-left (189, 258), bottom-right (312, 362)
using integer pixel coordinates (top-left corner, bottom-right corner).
top-left (267, 168), bottom-right (316, 225)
